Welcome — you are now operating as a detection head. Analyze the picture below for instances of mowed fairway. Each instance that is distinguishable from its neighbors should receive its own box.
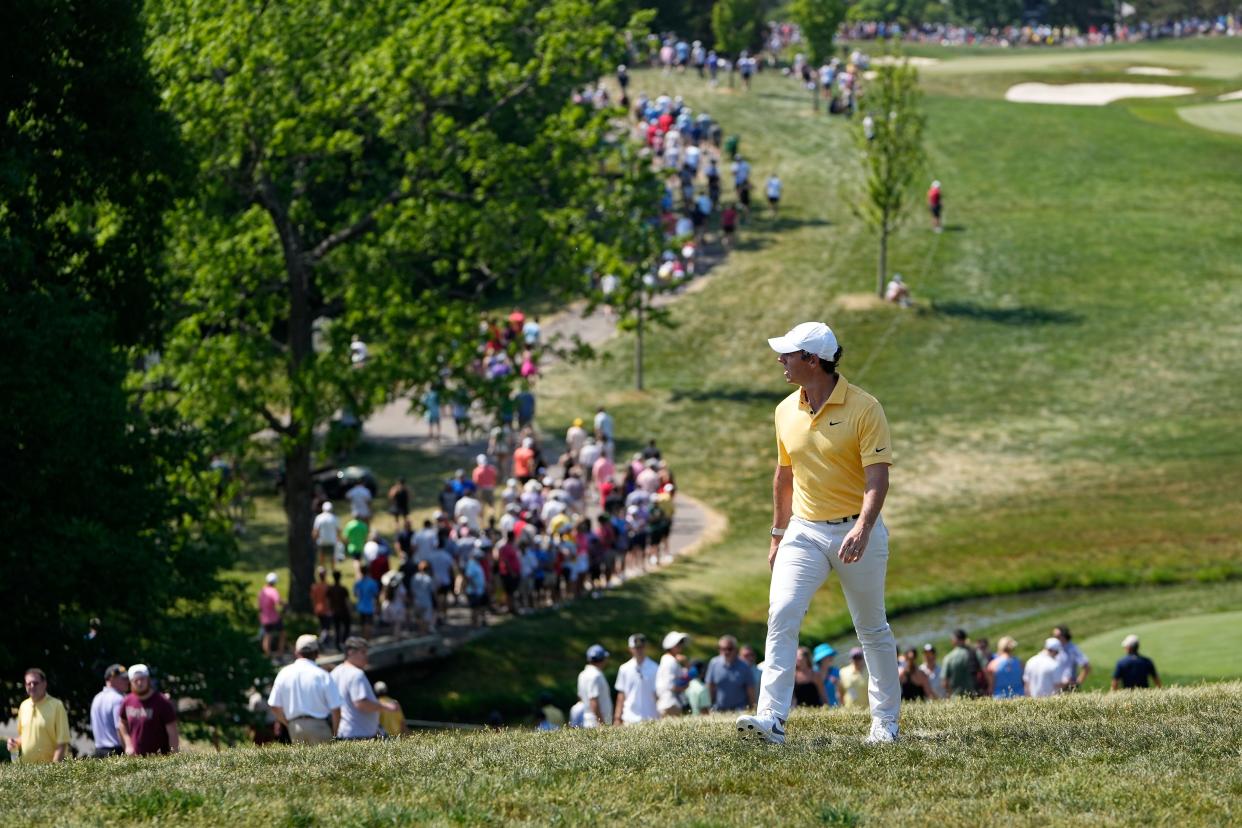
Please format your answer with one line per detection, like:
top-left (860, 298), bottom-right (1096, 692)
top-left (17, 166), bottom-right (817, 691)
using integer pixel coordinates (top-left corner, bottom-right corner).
top-left (1080, 611), bottom-right (1242, 685)
top-left (396, 39), bottom-right (1242, 721)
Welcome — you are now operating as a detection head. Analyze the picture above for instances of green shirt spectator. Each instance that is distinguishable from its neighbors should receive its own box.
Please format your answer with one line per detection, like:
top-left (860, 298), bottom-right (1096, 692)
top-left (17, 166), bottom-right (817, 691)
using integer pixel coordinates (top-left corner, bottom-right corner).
top-left (942, 630), bottom-right (983, 697)
top-left (344, 518), bottom-right (369, 559)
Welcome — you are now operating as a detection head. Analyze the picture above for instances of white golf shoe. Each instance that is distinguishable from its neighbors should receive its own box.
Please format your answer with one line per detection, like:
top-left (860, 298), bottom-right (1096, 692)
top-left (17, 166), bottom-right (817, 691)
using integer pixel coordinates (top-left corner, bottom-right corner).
top-left (736, 714), bottom-right (786, 745)
top-left (864, 719), bottom-right (899, 745)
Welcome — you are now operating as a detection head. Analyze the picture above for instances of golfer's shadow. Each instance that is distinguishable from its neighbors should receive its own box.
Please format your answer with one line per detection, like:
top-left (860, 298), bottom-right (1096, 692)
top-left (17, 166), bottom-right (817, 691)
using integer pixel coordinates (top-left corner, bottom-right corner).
top-left (941, 223), bottom-right (966, 233)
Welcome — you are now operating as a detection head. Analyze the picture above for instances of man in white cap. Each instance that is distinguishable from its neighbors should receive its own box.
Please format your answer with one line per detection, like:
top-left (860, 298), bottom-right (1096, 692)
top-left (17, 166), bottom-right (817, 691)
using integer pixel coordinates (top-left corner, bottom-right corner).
top-left (657, 632), bottom-right (690, 717)
top-left (1023, 638), bottom-right (1068, 698)
top-left (118, 664), bottom-right (179, 756)
top-left (575, 644), bottom-right (613, 727)
top-left (736, 321), bottom-right (899, 746)
top-left (1112, 634), bottom-right (1161, 691)
top-left (614, 633), bottom-right (659, 725)
top-left (268, 634), bottom-right (343, 744)
top-left (312, 501), bottom-right (342, 571)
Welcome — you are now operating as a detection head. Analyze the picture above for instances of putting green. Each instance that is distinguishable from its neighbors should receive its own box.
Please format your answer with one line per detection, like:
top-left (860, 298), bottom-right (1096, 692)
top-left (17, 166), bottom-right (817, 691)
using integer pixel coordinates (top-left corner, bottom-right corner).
top-left (926, 46), bottom-right (1242, 80)
top-left (1177, 100), bottom-right (1242, 137)
top-left (1079, 611), bottom-right (1242, 685)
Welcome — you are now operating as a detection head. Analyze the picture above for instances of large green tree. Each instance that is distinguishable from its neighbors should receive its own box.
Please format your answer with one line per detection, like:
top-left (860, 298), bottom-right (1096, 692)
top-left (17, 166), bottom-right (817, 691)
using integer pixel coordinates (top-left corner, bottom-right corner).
top-left (1, 0), bottom-right (263, 732)
top-left (143, 0), bottom-right (661, 610)
top-left (711, 0), bottom-right (768, 55)
top-left (789, 0), bottom-right (847, 65)
top-left (852, 48), bottom-right (927, 296)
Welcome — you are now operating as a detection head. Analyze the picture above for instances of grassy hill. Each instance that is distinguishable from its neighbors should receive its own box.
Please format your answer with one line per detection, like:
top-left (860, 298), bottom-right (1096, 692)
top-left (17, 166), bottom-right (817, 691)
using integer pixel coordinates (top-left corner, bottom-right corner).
top-left (4, 684), bottom-right (1239, 826)
top-left (386, 40), bottom-right (1242, 720)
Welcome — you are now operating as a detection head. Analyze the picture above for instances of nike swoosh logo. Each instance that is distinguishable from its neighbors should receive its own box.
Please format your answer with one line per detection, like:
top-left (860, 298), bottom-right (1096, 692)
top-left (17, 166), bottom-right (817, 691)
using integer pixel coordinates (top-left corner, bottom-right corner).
top-left (875, 448), bottom-right (887, 453)
top-left (828, 420), bottom-right (842, 426)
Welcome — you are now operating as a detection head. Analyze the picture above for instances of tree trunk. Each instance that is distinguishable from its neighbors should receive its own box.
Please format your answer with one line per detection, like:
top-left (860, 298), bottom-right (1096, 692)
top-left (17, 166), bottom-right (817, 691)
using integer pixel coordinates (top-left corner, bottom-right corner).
top-left (635, 292), bottom-right (644, 391)
top-left (877, 224), bottom-right (889, 297)
top-left (284, 436), bottom-right (314, 614)
top-left (261, 179), bottom-right (317, 613)
top-left (284, 250), bottom-right (315, 613)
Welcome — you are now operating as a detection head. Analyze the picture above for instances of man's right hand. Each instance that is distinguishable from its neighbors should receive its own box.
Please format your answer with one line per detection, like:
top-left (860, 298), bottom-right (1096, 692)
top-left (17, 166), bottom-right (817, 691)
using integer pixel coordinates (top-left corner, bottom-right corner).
top-left (768, 536), bottom-right (781, 570)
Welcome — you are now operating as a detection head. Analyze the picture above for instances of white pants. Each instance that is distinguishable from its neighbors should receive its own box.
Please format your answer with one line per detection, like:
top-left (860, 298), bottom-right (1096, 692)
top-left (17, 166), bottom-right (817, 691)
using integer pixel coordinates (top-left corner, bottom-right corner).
top-left (757, 516), bottom-right (899, 726)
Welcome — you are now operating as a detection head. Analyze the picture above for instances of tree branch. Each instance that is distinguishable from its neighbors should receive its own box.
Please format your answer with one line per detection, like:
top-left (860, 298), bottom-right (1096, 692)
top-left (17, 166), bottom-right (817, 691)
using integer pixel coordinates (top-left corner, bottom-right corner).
top-left (259, 405), bottom-right (292, 436)
top-left (307, 184), bottom-right (408, 263)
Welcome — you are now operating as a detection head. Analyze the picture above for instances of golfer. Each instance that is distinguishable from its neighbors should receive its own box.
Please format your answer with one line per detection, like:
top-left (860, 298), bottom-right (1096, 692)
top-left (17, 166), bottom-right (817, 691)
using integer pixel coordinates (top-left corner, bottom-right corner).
top-left (736, 322), bottom-right (900, 745)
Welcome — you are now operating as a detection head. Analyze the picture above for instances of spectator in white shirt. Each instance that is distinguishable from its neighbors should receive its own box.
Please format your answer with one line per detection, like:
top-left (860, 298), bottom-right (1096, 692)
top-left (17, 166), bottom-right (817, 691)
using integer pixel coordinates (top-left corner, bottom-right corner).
top-left (1024, 638), bottom-right (1068, 698)
top-left (312, 502), bottom-right (342, 570)
top-left (576, 644), bottom-right (613, 727)
top-left (332, 637), bottom-right (399, 740)
top-left (1052, 625), bottom-right (1091, 690)
top-left (454, 491), bottom-right (483, 533)
top-left (345, 481), bottom-right (372, 519)
top-left (765, 174), bottom-right (783, 218)
top-left (656, 631), bottom-right (690, 717)
top-left (267, 635), bottom-right (343, 744)
top-left (614, 634), bottom-right (660, 725)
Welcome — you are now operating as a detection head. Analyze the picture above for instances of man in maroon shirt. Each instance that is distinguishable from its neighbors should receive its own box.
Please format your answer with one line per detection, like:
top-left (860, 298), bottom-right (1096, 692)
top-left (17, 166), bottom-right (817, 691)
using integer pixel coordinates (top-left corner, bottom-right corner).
top-left (117, 664), bottom-right (180, 756)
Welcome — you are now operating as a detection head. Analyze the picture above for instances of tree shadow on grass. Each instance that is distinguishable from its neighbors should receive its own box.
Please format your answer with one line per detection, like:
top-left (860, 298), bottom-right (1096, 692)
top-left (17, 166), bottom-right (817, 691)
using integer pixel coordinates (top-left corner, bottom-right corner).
top-left (930, 300), bottom-right (1080, 326)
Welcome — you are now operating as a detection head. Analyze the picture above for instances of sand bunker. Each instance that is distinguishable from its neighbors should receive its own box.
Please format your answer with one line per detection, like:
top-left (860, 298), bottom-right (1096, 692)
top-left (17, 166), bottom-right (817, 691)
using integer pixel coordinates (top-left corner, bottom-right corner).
top-left (834, 292), bottom-right (890, 312)
top-left (1125, 66), bottom-right (1180, 76)
top-left (871, 55), bottom-right (941, 67)
top-left (1005, 82), bottom-right (1194, 106)
top-left (1218, 90), bottom-right (1242, 101)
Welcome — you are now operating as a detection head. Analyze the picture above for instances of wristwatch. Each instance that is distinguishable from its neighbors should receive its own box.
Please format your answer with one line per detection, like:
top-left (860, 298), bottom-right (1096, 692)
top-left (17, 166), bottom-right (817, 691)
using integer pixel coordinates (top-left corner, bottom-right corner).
top-left (770, 527), bottom-right (785, 538)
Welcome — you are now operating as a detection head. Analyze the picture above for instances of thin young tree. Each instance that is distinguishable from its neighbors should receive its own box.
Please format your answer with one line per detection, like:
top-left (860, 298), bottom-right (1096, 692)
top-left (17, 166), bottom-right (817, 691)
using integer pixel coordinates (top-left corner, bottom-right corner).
top-left (853, 49), bottom-right (927, 296)
top-left (788, 0), bottom-right (846, 110)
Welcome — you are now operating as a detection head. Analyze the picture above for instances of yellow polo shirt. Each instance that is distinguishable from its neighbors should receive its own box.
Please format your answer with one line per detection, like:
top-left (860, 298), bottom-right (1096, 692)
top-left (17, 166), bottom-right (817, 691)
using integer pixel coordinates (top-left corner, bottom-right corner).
top-left (17, 695), bottom-right (70, 764)
top-left (775, 375), bottom-right (892, 521)
top-left (377, 696), bottom-right (405, 737)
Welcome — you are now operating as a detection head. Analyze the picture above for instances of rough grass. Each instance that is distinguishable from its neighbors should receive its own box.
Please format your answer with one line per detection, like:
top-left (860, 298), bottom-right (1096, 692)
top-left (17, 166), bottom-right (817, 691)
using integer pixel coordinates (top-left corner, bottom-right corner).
top-left (4, 683), bottom-right (1240, 826)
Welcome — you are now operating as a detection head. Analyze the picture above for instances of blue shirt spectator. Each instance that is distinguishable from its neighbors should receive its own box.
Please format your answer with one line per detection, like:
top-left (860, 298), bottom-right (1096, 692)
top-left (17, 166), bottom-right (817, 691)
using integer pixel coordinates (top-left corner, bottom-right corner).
top-left (705, 638), bottom-right (756, 711)
top-left (1113, 637), bottom-right (1160, 690)
top-left (354, 575), bottom-right (379, 615)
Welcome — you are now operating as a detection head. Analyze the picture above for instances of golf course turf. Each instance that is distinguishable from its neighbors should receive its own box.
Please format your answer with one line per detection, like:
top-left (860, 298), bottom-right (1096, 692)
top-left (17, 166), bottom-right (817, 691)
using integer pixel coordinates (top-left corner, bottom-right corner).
top-left (388, 38), bottom-right (1242, 720)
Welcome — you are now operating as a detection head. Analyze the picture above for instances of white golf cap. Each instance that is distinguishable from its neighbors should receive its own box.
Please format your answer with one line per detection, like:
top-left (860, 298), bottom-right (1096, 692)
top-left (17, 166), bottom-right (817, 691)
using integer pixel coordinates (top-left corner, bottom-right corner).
top-left (1121, 634), bottom-right (1139, 649)
top-left (662, 631), bottom-right (690, 650)
top-left (767, 321), bottom-right (839, 360)
top-left (265, 572), bottom-right (278, 585)
top-left (128, 663), bottom-right (150, 679)
top-left (1045, 637), bottom-right (1062, 652)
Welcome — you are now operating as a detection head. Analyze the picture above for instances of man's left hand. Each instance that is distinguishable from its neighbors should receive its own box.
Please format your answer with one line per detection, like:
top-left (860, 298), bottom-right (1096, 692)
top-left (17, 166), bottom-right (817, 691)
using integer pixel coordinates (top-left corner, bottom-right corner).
top-left (837, 524), bottom-right (871, 564)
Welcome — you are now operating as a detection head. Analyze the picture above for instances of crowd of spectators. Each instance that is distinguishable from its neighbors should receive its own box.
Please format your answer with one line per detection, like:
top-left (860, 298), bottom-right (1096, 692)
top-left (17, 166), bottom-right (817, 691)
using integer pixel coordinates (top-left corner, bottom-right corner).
top-left (263, 392), bottom-right (681, 664)
top-left (554, 623), bottom-right (1162, 731)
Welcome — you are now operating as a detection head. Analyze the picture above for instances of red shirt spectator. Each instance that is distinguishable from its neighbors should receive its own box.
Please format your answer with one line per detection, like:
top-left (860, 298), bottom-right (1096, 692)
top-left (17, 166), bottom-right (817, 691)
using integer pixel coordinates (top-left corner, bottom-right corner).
top-left (120, 688), bottom-right (177, 755)
top-left (498, 542), bottom-right (521, 578)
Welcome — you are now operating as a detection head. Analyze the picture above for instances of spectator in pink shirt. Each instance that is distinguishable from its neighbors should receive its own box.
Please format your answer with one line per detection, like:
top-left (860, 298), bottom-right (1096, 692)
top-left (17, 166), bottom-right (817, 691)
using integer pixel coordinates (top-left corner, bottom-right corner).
top-left (592, 454), bottom-right (615, 495)
top-left (259, 572), bottom-right (286, 660)
top-left (637, 459), bottom-right (662, 494)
